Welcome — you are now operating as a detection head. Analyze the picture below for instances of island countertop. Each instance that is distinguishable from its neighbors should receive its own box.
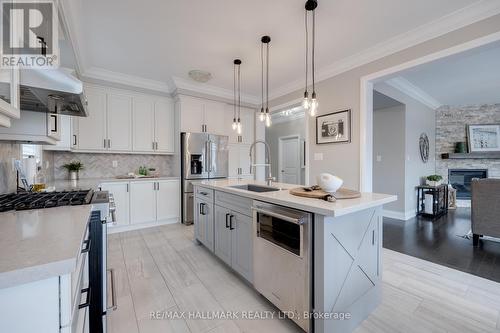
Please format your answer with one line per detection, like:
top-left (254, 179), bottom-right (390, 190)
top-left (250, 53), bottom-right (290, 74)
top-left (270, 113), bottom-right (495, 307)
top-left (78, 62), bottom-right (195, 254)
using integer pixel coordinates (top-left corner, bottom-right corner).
top-left (191, 179), bottom-right (397, 216)
top-left (0, 205), bottom-right (92, 289)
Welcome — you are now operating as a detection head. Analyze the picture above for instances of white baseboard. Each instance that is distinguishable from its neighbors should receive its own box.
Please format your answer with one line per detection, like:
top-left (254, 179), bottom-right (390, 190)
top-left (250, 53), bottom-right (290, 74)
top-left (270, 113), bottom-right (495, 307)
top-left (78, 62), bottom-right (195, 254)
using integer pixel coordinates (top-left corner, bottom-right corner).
top-left (108, 217), bottom-right (180, 234)
top-left (383, 209), bottom-right (416, 221)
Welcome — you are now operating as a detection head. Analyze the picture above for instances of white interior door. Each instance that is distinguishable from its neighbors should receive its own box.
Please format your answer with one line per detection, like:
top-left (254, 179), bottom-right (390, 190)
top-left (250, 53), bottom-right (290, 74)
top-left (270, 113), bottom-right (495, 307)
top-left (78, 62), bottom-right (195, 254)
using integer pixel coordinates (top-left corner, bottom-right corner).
top-left (279, 136), bottom-right (300, 184)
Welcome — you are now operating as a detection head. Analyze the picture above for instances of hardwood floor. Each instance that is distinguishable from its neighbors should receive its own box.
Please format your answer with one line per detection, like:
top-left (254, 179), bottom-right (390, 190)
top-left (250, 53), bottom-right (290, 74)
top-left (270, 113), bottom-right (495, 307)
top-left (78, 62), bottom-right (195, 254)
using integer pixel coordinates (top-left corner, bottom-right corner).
top-left (383, 208), bottom-right (500, 282)
top-left (108, 223), bottom-right (500, 333)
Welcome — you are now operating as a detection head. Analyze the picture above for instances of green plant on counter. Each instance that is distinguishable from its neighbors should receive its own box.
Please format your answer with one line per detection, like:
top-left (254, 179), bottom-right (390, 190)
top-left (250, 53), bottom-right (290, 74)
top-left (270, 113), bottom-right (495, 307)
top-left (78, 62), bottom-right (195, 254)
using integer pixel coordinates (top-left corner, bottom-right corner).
top-left (62, 161), bottom-right (84, 172)
top-left (138, 166), bottom-right (148, 176)
top-left (426, 175), bottom-right (443, 182)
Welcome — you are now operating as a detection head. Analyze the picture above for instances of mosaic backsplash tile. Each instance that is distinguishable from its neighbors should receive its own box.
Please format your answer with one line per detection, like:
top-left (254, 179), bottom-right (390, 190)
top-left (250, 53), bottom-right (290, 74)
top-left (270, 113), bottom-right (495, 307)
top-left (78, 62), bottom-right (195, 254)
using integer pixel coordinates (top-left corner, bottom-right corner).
top-left (0, 143), bottom-right (20, 193)
top-left (53, 151), bottom-right (178, 179)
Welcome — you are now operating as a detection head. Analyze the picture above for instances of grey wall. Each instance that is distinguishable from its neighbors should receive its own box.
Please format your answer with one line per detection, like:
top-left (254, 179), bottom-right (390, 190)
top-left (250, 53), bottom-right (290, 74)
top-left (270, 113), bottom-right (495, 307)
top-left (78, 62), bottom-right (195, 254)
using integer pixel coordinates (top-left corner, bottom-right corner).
top-left (52, 152), bottom-right (177, 179)
top-left (436, 104), bottom-right (500, 181)
top-left (375, 83), bottom-right (436, 216)
top-left (0, 143), bottom-right (20, 193)
top-left (265, 117), bottom-right (306, 184)
top-left (269, 14), bottom-right (500, 190)
top-left (373, 105), bottom-right (405, 212)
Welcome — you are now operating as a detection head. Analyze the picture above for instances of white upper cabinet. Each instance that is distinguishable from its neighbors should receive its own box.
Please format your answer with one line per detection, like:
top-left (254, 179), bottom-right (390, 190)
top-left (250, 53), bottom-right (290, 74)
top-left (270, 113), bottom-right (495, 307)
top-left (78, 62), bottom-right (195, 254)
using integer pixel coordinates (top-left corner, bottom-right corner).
top-left (74, 86), bottom-right (107, 150)
top-left (44, 115), bottom-right (72, 151)
top-left (107, 92), bottom-right (132, 151)
top-left (203, 99), bottom-right (226, 135)
top-left (179, 95), bottom-right (204, 133)
top-left (0, 68), bottom-right (20, 126)
top-left (132, 97), bottom-right (155, 152)
top-left (72, 84), bottom-right (175, 154)
top-left (154, 99), bottom-right (175, 153)
top-left (178, 95), bottom-right (226, 135)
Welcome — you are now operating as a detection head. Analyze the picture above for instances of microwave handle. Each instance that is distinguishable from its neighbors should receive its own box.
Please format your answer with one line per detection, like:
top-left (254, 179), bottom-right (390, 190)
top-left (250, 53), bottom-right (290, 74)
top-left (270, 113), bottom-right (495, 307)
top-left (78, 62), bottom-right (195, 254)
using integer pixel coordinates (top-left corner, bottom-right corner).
top-left (252, 207), bottom-right (305, 225)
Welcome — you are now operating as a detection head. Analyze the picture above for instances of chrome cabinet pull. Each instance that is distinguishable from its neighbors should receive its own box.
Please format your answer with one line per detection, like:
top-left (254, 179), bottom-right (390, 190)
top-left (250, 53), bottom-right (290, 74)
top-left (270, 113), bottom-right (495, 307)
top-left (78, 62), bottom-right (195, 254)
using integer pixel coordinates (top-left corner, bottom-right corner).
top-left (108, 139), bottom-right (111, 148)
top-left (107, 269), bottom-right (118, 311)
top-left (104, 139), bottom-right (107, 148)
top-left (73, 134), bottom-right (77, 146)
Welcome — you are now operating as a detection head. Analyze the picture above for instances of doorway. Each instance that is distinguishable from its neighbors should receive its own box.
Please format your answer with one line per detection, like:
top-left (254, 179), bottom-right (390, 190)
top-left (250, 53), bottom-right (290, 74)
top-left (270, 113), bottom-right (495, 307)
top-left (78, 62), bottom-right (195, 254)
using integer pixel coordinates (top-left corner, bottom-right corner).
top-left (278, 135), bottom-right (301, 184)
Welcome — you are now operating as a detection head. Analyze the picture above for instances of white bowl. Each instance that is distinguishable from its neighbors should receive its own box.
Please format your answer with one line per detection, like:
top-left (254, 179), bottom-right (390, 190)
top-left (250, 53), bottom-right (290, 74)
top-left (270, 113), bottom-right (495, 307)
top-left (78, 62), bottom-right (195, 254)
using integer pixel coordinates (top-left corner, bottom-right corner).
top-left (317, 173), bottom-right (343, 193)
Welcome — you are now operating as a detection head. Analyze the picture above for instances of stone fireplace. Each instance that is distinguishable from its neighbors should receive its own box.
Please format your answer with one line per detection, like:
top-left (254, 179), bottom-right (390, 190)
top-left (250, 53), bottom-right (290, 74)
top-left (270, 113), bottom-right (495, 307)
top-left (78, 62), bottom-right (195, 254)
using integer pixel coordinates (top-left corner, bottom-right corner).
top-left (448, 169), bottom-right (488, 199)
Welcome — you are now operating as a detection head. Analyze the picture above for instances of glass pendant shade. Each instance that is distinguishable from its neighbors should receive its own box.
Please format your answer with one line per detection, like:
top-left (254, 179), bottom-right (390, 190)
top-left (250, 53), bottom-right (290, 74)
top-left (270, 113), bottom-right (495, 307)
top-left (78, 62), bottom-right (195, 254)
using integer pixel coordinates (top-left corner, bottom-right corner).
top-left (237, 120), bottom-right (242, 134)
top-left (310, 93), bottom-right (318, 116)
top-left (265, 113), bottom-right (271, 127)
top-left (302, 92), bottom-right (310, 110)
top-left (232, 118), bottom-right (237, 130)
top-left (259, 108), bottom-right (265, 122)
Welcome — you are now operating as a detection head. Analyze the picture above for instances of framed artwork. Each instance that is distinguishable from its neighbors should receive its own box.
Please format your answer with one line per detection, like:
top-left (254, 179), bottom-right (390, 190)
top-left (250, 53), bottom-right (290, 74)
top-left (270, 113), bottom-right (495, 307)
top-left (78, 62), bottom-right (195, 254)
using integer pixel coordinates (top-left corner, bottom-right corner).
top-left (467, 124), bottom-right (500, 152)
top-left (316, 109), bottom-right (351, 144)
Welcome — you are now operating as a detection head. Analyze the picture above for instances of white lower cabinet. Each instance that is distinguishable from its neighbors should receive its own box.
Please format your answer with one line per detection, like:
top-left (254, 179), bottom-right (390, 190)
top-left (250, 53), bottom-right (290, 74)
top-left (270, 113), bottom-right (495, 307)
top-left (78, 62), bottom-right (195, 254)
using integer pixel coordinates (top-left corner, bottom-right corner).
top-left (156, 180), bottom-right (180, 220)
top-left (100, 182), bottom-right (130, 227)
top-left (130, 181), bottom-right (157, 224)
top-left (214, 205), bottom-right (232, 265)
top-left (101, 179), bottom-right (180, 230)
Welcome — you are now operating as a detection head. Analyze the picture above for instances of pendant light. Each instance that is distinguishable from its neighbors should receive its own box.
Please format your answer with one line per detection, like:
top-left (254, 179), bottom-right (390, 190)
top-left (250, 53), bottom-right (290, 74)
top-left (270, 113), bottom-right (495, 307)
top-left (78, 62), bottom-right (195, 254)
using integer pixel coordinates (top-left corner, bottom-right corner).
top-left (303, 0), bottom-right (318, 116)
top-left (232, 59), bottom-right (242, 133)
top-left (260, 35), bottom-right (271, 127)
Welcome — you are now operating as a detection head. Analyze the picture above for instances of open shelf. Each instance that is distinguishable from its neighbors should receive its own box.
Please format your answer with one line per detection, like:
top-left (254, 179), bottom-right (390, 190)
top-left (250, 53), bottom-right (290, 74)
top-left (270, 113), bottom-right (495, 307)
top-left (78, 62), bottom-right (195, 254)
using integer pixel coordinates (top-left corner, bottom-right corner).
top-left (441, 152), bottom-right (500, 159)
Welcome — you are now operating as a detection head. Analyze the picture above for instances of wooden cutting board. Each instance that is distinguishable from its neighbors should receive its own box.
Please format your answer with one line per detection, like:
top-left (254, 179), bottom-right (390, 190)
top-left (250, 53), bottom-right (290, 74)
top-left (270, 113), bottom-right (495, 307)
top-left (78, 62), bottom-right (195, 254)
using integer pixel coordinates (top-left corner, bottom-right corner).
top-left (289, 187), bottom-right (361, 201)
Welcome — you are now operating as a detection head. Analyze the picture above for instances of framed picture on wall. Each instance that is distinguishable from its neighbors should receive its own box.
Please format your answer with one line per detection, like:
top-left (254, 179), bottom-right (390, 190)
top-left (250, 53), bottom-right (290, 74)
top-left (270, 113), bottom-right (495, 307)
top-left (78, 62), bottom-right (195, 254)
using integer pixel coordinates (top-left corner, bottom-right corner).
top-left (467, 124), bottom-right (500, 152)
top-left (316, 109), bottom-right (351, 144)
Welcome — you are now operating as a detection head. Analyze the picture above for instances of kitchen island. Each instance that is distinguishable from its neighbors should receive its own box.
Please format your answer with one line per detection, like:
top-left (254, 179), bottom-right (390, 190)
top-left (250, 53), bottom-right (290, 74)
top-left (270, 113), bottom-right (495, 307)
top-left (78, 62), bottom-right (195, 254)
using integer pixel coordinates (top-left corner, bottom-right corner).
top-left (192, 179), bottom-right (396, 333)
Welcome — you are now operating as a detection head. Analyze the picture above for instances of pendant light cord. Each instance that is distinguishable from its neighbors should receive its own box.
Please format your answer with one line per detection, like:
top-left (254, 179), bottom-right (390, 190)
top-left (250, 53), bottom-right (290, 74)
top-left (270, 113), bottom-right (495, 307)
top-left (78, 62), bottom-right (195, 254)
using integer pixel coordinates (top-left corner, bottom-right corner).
top-left (233, 63), bottom-right (236, 120)
top-left (261, 43), bottom-right (264, 112)
top-left (305, 10), bottom-right (308, 93)
top-left (266, 41), bottom-right (269, 112)
top-left (312, 9), bottom-right (315, 93)
top-left (237, 62), bottom-right (241, 120)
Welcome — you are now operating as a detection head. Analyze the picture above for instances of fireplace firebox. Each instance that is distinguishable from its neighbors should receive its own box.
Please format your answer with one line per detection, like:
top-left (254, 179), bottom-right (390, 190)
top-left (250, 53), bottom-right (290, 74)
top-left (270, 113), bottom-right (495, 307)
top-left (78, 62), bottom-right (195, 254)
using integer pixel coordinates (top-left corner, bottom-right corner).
top-left (448, 169), bottom-right (488, 199)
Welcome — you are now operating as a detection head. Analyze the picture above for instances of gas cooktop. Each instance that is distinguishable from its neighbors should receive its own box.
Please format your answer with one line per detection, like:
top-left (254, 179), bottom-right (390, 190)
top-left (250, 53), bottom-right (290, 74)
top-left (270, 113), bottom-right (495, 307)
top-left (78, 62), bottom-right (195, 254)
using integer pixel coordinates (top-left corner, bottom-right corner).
top-left (0, 190), bottom-right (94, 212)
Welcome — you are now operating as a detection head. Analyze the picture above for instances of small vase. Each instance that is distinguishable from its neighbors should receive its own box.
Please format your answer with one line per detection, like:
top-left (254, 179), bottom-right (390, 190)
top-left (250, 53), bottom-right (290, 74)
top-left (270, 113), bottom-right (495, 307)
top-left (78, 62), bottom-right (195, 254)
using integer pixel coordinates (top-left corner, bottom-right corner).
top-left (426, 180), bottom-right (442, 187)
top-left (69, 171), bottom-right (79, 180)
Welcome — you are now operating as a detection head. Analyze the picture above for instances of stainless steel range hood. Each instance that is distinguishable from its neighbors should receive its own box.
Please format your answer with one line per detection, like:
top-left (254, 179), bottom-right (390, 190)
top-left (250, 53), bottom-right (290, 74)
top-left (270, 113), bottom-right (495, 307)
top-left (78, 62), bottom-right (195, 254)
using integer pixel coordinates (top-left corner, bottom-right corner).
top-left (20, 68), bottom-right (88, 117)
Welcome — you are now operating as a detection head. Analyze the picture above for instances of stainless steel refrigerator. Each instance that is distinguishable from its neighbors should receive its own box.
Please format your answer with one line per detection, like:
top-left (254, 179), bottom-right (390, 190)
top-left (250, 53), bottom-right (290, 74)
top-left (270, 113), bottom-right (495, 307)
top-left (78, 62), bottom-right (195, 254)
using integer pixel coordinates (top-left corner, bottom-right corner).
top-left (181, 132), bottom-right (229, 225)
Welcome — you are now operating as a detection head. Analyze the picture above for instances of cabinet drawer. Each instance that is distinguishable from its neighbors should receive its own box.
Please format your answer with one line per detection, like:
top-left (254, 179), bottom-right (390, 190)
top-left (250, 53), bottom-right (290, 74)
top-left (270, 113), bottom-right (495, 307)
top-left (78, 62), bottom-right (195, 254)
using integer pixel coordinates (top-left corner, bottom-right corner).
top-left (215, 191), bottom-right (252, 217)
top-left (195, 186), bottom-right (214, 202)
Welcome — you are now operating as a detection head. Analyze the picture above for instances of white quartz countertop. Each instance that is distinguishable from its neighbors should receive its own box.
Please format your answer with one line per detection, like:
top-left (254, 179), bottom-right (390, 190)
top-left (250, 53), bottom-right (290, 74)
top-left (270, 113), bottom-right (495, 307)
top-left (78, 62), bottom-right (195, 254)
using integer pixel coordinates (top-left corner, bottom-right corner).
top-left (192, 179), bottom-right (397, 217)
top-left (47, 176), bottom-right (180, 191)
top-left (0, 205), bottom-right (92, 289)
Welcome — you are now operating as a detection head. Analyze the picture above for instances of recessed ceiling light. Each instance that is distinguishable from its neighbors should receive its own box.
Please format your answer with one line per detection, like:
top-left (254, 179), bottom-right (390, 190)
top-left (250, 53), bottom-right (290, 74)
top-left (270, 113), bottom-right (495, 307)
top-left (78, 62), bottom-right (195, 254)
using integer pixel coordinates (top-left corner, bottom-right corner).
top-left (188, 70), bottom-right (212, 83)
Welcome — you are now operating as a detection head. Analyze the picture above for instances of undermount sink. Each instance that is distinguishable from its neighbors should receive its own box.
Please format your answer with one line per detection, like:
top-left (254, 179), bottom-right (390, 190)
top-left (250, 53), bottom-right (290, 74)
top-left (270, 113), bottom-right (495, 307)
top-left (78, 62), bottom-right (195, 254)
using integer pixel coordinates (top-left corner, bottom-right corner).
top-left (229, 184), bottom-right (281, 193)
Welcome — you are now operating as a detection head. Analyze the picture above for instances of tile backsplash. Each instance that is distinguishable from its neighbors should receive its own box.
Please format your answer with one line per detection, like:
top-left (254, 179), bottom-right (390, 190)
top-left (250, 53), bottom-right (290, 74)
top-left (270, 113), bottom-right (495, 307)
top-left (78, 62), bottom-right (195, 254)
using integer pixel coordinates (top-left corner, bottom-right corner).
top-left (0, 143), bottom-right (20, 193)
top-left (53, 152), bottom-right (178, 179)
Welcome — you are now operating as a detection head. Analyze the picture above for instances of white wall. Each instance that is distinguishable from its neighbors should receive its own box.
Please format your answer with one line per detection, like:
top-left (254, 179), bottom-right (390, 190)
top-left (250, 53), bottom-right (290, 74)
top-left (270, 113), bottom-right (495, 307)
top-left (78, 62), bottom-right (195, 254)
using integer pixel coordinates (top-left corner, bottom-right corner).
top-left (373, 105), bottom-right (405, 213)
top-left (269, 15), bottom-right (500, 190)
top-left (375, 83), bottom-right (436, 218)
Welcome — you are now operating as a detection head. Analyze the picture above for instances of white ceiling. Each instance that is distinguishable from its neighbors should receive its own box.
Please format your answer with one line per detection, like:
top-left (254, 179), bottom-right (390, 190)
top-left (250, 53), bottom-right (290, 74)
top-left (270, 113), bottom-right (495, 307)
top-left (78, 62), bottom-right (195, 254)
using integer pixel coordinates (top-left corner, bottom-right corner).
top-left (73, 0), bottom-right (498, 101)
top-left (398, 41), bottom-right (500, 106)
top-left (373, 91), bottom-right (403, 110)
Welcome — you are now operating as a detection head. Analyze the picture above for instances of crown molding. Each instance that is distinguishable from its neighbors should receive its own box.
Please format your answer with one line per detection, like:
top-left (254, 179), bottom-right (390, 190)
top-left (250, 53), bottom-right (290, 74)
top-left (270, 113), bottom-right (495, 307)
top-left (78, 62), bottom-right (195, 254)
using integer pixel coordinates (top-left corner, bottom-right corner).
top-left (82, 67), bottom-right (174, 94)
top-left (269, 0), bottom-right (500, 100)
top-left (271, 111), bottom-right (305, 125)
top-left (385, 77), bottom-right (442, 110)
top-left (172, 76), bottom-right (260, 105)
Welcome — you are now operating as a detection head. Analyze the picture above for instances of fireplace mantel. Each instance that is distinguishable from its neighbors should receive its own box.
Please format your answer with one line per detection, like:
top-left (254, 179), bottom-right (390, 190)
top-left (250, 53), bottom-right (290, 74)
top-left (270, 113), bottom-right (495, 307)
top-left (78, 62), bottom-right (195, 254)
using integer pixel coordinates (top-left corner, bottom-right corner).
top-left (442, 152), bottom-right (500, 160)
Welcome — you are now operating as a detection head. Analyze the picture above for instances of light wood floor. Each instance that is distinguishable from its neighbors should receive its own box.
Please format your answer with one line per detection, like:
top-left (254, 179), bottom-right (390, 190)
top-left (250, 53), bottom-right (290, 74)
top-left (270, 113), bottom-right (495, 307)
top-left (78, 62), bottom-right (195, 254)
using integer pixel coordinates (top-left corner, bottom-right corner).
top-left (107, 223), bottom-right (500, 333)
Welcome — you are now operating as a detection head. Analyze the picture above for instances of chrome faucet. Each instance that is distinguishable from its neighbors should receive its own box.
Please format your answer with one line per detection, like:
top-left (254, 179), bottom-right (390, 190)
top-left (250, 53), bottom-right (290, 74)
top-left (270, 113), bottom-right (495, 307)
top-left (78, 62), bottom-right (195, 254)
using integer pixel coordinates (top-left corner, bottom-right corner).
top-left (249, 140), bottom-right (275, 186)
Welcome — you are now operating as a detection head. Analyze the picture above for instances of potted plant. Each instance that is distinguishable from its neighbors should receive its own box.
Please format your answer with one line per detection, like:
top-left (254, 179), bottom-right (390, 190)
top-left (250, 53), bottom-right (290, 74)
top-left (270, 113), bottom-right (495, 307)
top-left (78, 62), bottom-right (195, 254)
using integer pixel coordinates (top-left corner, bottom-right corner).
top-left (426, 174), bottom-right (443, 187)
top-left (62, 161), bottom-right (84, 180)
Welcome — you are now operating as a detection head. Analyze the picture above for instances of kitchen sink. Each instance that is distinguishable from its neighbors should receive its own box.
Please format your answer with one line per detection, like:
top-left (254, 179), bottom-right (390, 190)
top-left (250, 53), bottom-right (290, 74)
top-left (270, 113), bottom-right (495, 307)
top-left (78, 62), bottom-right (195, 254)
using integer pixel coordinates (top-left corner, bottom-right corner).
top-left (229, 184), bottom-right (281, 193)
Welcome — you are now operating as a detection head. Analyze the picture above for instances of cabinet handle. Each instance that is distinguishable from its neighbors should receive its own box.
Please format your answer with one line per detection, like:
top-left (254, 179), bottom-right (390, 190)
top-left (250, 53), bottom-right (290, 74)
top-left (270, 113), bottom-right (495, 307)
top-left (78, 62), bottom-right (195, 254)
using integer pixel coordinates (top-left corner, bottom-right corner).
top-left (152, 141), bottom-right (155, 150)
top-left (50, 114), bottom-right (58, 132)
top-left (126, 183), bottom-right (129, 192)
top-left (372, 230), bottom-right (375, 245)
top-left (157, 182), bottom-right (159, 190)
top-left (78, 287), bottom-right (91, 309)
top-left (104, 139), bottom-right (107, 148)
top-left (229, 214), bottom-right (235, 230)
top-left (108, 139), bottom-right (111, 148)
top-left (73, 134), bottom-right (77, 146)
top-left (107, 268), bottom-right (118, 311)
top-left (225, 213), bottom-right (230, 228)
top-left (156, 142), bottom-right (159, 150)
